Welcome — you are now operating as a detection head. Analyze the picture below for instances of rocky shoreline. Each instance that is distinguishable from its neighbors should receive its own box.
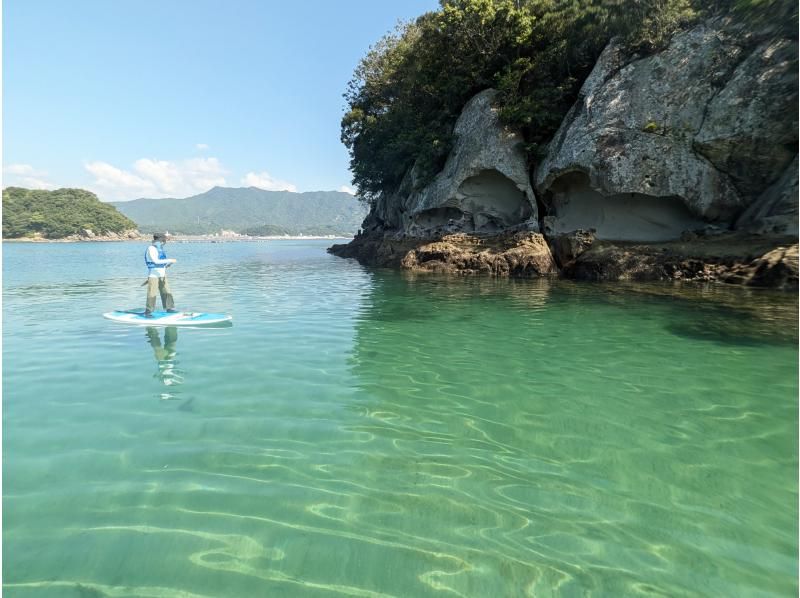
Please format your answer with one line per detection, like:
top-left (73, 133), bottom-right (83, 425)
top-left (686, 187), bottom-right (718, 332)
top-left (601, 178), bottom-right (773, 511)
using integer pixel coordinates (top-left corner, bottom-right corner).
top-left (3, 230), bottom-right (143, 242)
top-left (328, 230), bottom-right (799, 291)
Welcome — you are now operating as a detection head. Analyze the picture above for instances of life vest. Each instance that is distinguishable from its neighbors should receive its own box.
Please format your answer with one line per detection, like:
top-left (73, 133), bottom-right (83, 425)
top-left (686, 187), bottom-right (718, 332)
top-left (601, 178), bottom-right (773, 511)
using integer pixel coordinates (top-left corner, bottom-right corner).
top-left (145, 244), bottom-right (167, 269)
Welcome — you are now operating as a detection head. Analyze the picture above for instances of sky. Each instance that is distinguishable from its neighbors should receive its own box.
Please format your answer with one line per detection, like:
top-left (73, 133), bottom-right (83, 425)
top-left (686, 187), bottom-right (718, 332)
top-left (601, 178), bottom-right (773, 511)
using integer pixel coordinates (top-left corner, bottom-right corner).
top-left (3, 0), bottom-right (439, 200)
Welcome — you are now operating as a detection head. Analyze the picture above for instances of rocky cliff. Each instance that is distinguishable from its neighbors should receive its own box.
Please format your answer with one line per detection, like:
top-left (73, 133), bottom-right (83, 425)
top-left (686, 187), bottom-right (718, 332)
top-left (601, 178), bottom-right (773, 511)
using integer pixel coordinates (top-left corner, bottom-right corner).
top-left (331, 16), bottom-right (798, 289)
top-left (366, 89), bottom-right (539, 236)
top-left (536, 17), bottom-right (797, 240)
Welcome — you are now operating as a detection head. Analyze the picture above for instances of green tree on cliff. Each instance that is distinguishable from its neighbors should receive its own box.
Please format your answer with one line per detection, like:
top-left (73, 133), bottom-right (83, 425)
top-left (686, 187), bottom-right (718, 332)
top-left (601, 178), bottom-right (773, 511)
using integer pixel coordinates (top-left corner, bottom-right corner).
top-left (342, 0), bottom-right (536, 203)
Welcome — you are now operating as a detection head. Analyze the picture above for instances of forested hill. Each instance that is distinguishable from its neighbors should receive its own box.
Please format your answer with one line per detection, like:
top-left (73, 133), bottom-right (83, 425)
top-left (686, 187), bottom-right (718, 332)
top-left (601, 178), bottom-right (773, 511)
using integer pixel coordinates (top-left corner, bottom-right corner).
top-left (112, 187), bottom-right (368, 235)
top-left (3, 187), bottom-right (137, 239)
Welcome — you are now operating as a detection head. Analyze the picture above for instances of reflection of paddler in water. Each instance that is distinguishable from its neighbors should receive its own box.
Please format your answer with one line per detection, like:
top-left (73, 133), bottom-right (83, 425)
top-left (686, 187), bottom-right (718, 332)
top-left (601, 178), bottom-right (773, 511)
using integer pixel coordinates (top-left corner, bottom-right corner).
top-left (146, 326), bottom-right (185, 396)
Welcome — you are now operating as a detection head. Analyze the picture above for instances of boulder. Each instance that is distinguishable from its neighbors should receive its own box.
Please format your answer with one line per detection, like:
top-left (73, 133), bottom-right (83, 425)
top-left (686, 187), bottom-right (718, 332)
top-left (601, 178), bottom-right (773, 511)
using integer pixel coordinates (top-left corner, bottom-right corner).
top-left (400, 232), bottom-right (557, 276)
top-left (549, 229), bottom-right (596, 268)
top-left (721, 243), bottom-right (798, 290)
top-left (328, 231), bottom-right (422, 269)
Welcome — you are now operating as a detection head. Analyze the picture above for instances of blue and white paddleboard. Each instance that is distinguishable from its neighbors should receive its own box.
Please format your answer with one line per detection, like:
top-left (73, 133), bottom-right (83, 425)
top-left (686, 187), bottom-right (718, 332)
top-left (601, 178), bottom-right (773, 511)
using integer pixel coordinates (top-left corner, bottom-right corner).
top-left (103, 309), bottom-right (232, 326)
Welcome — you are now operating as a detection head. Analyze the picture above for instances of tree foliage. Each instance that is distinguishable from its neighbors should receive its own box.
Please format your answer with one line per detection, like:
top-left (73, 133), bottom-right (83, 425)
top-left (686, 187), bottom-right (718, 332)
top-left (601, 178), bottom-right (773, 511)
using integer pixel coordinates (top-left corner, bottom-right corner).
top-left (2, 187), bottom-right (137, 239)
top-left (343, 1), bottom-right (537, 203)
top-left (342, 0), bottom-right (795, 203)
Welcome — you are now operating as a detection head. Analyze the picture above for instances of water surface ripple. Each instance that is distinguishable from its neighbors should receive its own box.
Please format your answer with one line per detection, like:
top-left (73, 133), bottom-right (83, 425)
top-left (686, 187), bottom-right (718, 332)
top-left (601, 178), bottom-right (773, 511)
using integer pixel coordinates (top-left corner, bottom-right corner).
top-left (4, 241), bottom-right (797, 597)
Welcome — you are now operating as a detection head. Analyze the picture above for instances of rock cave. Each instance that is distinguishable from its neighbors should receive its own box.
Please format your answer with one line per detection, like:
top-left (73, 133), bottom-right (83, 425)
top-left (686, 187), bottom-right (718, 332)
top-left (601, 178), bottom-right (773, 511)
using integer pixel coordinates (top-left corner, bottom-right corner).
top-left (543, 171), bottom-right (706, 241)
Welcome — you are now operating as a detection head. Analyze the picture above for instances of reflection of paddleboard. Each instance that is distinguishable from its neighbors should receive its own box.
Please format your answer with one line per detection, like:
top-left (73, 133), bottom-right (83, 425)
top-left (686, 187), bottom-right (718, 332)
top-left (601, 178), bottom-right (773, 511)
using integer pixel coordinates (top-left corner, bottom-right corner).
top-left (103, 309), bottom-right (232, 326)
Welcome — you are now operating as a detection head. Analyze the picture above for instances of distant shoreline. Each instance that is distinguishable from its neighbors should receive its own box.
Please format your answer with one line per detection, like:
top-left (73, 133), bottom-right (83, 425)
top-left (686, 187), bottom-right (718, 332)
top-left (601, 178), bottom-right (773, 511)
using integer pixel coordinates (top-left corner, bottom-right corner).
top-left (3, 234), bottom-right (355, 243)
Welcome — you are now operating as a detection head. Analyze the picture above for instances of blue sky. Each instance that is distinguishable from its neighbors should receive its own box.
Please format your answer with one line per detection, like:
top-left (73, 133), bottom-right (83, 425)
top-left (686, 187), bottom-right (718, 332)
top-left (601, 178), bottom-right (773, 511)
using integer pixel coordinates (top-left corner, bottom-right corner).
top-left (3, 0), bottom-right (439, 200)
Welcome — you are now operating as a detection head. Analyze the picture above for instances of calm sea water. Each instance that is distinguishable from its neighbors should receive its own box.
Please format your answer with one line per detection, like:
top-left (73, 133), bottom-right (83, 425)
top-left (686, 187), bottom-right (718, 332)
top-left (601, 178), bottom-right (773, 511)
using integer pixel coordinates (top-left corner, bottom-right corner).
top-left (3, 240), bottom-right (798, 597)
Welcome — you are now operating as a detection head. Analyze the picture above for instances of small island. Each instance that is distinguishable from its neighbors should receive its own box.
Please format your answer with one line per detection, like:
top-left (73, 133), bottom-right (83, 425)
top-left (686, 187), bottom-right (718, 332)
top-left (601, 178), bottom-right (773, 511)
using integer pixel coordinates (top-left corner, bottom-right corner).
top-left (2, 187), bottom-right (139, 241)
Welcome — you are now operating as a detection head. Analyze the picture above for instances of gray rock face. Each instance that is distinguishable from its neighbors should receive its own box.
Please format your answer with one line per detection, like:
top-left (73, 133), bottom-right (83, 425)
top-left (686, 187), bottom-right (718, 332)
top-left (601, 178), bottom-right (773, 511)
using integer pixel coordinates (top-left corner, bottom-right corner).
top-left (694, 38), bottom-right (798, 199)
top-left (374, 89), bottom-right (538, 236)
top-left (736, 155), bottom-right (799, 235)
top-left (536, 19), bottom-right (798, 241)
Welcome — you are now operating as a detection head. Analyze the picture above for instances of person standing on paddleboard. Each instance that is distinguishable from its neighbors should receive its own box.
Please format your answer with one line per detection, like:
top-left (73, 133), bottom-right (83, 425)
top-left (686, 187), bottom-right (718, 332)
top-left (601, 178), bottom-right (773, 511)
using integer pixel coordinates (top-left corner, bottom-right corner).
top-left (144, 232), bottom-right (178, 317)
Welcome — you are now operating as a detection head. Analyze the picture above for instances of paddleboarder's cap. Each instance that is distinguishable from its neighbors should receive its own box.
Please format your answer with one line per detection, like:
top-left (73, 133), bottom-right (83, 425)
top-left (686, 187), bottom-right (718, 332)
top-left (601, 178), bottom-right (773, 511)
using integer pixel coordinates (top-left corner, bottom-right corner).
top-left (153, 232), bottom-right (168, 242)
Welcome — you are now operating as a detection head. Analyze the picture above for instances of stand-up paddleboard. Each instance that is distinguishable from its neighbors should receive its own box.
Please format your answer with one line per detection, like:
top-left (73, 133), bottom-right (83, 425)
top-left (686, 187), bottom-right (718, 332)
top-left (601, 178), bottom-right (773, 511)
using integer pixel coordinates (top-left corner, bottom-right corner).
top-left (103, 309), bottom-right (232, 326)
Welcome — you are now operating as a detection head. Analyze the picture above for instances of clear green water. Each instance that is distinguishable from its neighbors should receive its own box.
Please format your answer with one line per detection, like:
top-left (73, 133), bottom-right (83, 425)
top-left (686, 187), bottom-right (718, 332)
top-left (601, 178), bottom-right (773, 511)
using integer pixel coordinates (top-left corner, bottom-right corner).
top-left (3, 240), bottom-right (798, 597)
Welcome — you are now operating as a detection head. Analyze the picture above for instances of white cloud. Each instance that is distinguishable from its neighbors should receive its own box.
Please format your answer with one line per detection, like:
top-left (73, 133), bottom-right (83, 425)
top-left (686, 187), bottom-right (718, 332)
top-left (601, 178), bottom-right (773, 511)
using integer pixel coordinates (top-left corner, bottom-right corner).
top-left (338, 185), bottom-right (356, 195)
top-left (3, 164), bottom-right (57, 189)
top-left (19, 177), bottom-right (57, 190)
top-left (196, 143), bottom-right (209, 151)
top-left (183, 158), bottom-right (227, 192)
top-left (85, 161), bottom-right (155, 197)
top-left (241, 171), bottom-right (297, 192)
top-left (5, 164), bottom-right (37, 175)
top-left (85, 157), bottom-right (229, 201)
top-left (185, 157), bottom-right (225, 175)
top-left (133, 159), bottom-right (182, 194)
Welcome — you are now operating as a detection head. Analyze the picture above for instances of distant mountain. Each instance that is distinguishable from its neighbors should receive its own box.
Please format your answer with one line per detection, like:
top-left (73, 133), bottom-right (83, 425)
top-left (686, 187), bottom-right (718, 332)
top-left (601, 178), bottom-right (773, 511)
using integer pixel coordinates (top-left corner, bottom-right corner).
top-left (3, 187), bottom-right (137, 239)
top-left (111, 187), bottom-right (367, 235)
